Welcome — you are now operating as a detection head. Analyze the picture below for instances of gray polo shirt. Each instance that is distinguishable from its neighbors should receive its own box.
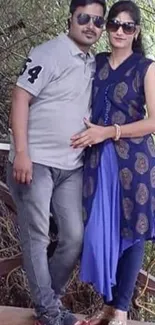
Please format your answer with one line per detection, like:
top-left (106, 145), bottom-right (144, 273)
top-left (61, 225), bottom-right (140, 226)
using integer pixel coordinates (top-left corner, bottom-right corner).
top-left (9, 33), bottom-right (95, 169)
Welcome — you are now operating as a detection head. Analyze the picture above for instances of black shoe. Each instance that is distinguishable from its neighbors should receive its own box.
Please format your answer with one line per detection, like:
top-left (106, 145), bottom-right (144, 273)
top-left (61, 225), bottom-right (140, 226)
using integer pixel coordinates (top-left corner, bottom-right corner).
top-left (35, 311), bottom-right (79, 325)
top-left (34, 313), bottom-right (62, 325)
top-left (61, 310), bottom-right (79, 325)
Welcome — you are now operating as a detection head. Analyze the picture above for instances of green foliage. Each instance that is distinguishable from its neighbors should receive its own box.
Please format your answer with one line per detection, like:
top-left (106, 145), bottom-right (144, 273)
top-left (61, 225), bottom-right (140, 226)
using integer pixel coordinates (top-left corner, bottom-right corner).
top-left (0, 1), bottom-right (155, 320)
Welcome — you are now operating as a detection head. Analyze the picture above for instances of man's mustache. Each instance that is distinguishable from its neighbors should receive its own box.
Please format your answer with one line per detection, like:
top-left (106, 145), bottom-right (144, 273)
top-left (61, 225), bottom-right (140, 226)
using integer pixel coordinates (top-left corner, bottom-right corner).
top-left (82, 30), bottom-right (96, 37)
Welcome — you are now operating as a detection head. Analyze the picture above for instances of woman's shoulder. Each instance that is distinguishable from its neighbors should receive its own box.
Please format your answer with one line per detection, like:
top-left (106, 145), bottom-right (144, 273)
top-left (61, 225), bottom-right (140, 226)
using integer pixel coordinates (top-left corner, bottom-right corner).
top-left (137, 54), bottom-right (154, 69)
top-left (136, 54), bottom-right (155, 79)
top-left (139, 54), bottom-right (154, 62)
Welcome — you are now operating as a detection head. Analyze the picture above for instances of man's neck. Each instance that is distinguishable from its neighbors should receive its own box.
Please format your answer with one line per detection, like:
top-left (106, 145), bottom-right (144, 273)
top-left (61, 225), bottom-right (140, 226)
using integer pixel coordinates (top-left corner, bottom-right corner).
top-left (68, 33), bottom-right (90, 54)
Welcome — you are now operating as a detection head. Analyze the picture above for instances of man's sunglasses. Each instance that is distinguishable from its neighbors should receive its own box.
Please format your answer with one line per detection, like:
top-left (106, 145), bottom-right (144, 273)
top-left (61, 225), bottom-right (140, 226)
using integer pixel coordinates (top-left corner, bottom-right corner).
top-left (77, 13), bottom-right (105, 29)
top-left (106, 19), bottom-right (137, 35)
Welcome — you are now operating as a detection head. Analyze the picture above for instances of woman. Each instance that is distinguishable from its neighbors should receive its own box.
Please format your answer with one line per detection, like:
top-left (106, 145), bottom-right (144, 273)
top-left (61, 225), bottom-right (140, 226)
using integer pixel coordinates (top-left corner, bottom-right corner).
top-left (71, 1), bottom-right (155, 324)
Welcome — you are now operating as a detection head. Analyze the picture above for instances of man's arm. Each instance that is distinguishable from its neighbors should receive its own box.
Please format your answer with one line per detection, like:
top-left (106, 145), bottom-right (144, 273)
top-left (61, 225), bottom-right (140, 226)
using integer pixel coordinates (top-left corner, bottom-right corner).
top-left (11, 86), bottom-right (33, 185)
top-left (12, 86), bottom-right (33, 154)
top-left (11, 42), bottom-right (56, 184)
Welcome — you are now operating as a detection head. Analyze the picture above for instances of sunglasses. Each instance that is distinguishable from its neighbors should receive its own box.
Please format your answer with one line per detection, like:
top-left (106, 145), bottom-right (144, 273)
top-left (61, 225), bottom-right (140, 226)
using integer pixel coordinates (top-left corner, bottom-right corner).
top-left (77, 13), bottom-right (104, 29)
top-left (106, 19), bottom-right (136, 35)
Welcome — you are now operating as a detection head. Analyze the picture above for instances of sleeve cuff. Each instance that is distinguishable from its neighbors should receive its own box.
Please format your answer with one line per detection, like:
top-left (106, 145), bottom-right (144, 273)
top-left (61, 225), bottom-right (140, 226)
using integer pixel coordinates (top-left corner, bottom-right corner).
top-left (16, 81), bottom-right (39, 97)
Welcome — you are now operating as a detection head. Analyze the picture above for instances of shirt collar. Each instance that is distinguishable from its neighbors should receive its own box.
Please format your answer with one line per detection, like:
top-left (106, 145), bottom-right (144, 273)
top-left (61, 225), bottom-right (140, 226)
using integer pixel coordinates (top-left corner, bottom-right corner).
top-left (58, 32), bottom-right (94, 62)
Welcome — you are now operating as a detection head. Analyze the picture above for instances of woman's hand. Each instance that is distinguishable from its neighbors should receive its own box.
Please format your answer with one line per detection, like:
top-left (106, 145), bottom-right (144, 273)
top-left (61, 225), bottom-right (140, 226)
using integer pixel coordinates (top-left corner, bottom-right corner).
top-left (71, 118), bottom-right (114, 148)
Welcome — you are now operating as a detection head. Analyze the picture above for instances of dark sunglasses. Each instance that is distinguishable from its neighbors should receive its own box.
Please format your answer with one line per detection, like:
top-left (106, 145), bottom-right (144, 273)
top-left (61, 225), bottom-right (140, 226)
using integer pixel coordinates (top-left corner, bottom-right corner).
top-left (77, 13), bottom-right (104, 29)
top-left (106, 19), bottom-right (136, 35)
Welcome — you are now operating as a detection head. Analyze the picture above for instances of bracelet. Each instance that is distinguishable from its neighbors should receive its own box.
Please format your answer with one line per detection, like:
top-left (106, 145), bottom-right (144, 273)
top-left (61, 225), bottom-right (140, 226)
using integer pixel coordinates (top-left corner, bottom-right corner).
top-left (113, 124), bottom-right (121, 141)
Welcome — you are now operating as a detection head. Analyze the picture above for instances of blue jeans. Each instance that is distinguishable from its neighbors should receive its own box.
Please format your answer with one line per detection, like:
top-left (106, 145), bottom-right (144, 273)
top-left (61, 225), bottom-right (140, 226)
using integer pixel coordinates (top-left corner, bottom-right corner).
top-left (104, 240), bottom-right (145, 311)
top-left (7, 163), bottom-right (84, 318)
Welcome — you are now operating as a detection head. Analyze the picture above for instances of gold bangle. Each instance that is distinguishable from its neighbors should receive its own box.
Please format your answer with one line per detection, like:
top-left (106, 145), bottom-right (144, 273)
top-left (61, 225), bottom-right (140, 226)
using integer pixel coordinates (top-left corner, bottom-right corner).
top-left (114, 124), bottom-right (121, 141)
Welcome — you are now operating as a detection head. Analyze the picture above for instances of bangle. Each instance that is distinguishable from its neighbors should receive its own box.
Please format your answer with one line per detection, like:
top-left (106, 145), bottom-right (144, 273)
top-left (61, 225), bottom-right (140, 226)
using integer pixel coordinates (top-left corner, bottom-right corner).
top-left (114, 124), bottom-right (121, 141)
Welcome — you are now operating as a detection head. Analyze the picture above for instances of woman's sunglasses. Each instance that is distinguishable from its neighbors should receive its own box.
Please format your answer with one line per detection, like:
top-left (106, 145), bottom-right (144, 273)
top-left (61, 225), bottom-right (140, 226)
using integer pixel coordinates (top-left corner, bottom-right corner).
top-left (77, 13), bottom-right (105, 29)
top-left (106, 19), bottom-right (137, 35)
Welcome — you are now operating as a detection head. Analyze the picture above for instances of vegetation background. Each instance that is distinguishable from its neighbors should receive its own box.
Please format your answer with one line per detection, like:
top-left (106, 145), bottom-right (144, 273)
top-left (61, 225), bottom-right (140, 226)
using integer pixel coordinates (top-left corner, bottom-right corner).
top-left (0, 0), bottom-right (155, 322)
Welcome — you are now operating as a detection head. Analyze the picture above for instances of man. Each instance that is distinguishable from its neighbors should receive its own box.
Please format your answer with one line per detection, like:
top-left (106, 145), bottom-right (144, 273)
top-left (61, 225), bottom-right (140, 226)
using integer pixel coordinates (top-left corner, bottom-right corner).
top-left (7, 0), bottom-right (106, 324)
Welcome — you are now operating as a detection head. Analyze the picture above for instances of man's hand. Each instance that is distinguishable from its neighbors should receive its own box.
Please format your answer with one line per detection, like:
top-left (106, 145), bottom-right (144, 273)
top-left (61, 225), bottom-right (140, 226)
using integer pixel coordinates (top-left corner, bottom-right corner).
top-left (13, 152), bottom-right (33, 184)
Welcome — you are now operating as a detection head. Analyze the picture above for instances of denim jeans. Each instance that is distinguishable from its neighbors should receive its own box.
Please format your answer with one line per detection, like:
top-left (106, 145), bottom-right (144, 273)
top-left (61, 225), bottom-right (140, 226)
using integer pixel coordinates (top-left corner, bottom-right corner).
top-left (7, 162), bottom-right (84, 318)
top-left (104, 240), bottom-right (145, 311)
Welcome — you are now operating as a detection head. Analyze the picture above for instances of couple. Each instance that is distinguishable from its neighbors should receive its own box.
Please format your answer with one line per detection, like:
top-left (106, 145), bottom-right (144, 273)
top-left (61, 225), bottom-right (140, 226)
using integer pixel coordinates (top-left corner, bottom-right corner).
top-left (7, 0), bottom-right (155, 325)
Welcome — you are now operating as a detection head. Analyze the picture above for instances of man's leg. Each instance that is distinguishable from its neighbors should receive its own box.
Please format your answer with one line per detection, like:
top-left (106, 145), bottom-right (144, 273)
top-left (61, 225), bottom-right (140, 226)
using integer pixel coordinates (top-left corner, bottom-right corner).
top-left (49, 167), bottom-right (84, 295)
top-left (7, 162), bottom-right (61, 319)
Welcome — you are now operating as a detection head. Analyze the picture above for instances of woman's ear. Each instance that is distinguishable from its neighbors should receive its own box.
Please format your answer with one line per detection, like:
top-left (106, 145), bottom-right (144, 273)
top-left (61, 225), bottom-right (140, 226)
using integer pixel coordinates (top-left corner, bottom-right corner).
top-left (135, 26), bottom-right (141, 40)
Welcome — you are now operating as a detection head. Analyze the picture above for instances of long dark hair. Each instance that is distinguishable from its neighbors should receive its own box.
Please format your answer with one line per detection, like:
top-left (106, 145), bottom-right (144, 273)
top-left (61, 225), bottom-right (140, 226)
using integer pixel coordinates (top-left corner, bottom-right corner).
top-left (70, 0), bottom-right (106, 16)
top-left (107, 0), bottom-right (145, 56)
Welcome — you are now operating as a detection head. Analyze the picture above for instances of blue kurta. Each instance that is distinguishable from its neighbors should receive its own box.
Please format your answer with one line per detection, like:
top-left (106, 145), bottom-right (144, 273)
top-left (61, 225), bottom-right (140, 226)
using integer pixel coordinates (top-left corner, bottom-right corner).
top-left (80, 52), bottom-right (155, 301)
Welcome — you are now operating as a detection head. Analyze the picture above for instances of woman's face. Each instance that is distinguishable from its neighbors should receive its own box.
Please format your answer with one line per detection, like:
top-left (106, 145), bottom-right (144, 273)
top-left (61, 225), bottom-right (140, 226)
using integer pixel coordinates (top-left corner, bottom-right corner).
top-left (106, 11), bottom-right (140, 51)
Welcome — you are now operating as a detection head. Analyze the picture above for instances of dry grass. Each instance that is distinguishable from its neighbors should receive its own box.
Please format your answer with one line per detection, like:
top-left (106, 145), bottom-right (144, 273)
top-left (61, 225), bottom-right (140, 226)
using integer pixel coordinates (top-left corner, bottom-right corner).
top-left (0, 198), bottom-right (104, 315)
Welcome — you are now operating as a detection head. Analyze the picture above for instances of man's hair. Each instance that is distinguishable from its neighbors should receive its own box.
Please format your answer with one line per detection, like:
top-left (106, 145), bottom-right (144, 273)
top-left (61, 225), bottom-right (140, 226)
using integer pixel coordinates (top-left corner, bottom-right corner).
top-left (69, 0), bottom-right (106, 16)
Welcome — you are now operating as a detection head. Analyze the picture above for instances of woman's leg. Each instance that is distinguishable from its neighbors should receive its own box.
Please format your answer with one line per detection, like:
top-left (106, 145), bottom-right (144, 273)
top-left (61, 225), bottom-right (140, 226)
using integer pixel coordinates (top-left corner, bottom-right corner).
top-left (89, 240), bottom-right (145, 325)
top-left (105, 240), bottom-right (145, 324)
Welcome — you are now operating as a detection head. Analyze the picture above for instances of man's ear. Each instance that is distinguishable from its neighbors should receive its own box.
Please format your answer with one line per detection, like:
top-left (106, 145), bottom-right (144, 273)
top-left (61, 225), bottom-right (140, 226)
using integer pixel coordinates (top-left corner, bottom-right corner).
top-left (68, 15), bottom-right (73, 29)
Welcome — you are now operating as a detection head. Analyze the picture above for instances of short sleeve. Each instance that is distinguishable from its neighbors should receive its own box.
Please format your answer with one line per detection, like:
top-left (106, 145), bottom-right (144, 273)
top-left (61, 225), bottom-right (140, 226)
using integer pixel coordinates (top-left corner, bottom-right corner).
top-left (16, 46), bottom-right (56, 96)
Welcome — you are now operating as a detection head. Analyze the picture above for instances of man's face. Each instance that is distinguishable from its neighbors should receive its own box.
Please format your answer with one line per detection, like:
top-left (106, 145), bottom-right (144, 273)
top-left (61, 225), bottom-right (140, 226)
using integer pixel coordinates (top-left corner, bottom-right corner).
top-left (69, 3), bottom-right (104, 47)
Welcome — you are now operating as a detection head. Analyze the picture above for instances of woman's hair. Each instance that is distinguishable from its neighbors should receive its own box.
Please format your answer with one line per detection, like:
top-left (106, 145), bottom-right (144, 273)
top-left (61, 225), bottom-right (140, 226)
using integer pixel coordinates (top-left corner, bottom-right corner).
top-left (69, 0), bottom-right (106, 16)
top-left (107, 0), bottom-right (145, 55)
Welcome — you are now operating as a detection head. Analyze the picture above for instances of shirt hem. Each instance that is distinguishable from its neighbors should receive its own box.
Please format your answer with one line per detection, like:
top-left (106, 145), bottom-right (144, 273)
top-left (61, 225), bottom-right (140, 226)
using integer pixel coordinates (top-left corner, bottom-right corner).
top-left (8, 155), bottom-right (83, 171)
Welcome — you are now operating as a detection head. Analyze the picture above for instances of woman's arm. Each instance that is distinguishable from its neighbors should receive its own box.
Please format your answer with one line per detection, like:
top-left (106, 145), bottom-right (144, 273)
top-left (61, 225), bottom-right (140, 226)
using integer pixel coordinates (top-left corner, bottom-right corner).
top-left (71, 63), bottom-right (155, 148)
top-left (110, 62), bottom-right (155, 138)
